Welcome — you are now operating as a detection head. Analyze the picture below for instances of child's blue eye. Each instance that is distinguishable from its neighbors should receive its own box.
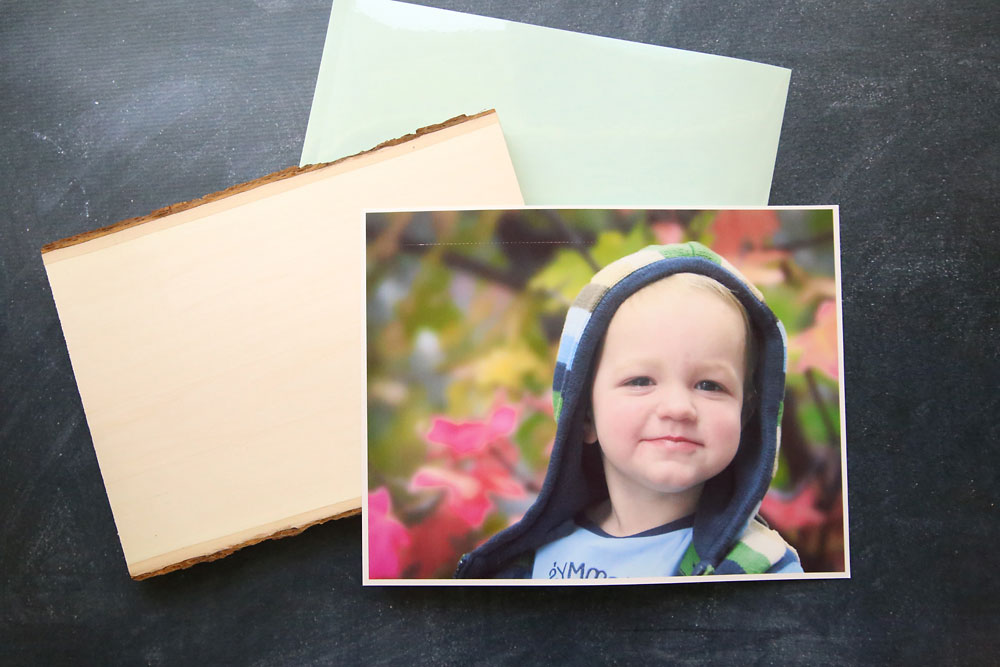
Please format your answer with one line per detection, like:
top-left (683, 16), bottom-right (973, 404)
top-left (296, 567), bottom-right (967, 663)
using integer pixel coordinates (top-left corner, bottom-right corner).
top-left (695, 380), bottom-right (725, 392)
top-left (624, 376), bottom-right (654, 387)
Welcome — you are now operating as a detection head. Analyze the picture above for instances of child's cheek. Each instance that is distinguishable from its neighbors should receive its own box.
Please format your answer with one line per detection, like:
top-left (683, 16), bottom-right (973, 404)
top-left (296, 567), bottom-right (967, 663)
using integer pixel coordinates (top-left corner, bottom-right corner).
top-left (614, 396), bottom-right (652, 438)
top-left (707, 403), bottom-right (743, 455)
top-left (596, 394), bottom-right (633, 442)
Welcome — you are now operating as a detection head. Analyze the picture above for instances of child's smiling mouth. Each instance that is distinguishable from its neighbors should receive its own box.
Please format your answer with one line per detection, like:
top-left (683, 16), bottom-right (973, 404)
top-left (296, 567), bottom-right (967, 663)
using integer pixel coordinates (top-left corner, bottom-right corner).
top-left (641, 435), bottom-right (703, 452)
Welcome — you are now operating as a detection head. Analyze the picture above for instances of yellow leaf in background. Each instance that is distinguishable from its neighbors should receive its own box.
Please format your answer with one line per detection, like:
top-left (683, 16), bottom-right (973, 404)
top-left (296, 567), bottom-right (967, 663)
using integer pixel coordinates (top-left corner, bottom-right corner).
top-left (473, 343), bottom-right (550, 392)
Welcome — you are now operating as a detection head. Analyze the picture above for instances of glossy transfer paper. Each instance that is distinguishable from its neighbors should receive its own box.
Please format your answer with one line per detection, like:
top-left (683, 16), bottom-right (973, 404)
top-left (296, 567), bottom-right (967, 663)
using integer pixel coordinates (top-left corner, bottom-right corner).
top-left (302, 0), bottom-right (792, 206)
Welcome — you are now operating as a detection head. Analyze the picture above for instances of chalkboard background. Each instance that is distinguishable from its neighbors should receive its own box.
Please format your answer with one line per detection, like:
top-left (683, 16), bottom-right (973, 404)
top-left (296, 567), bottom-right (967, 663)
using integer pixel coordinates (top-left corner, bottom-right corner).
top-left (2, 1), bottom-right (997, 663)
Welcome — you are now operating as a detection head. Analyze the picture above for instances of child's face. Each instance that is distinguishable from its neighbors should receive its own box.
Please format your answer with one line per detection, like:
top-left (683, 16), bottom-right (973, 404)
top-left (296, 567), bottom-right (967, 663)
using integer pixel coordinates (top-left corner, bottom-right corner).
top-left (584, 279), bottom-right (747, 502)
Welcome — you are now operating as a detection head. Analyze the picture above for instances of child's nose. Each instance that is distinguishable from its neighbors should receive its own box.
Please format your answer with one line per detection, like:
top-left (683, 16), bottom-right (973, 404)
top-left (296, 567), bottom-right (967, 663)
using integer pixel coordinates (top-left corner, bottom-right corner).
top-left (655, 385), bottom-right (696, 421)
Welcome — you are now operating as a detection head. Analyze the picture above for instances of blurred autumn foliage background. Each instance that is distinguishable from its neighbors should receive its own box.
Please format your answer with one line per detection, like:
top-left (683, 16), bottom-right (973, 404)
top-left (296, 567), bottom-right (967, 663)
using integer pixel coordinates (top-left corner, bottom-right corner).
top-left (366, 209), bottom-right (845, 579)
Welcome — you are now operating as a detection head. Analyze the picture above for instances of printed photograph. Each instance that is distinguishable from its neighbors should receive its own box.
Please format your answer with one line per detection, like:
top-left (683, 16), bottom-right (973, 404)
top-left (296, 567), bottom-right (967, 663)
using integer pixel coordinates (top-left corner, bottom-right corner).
top-left (364, 208), bottom-right (847, 584)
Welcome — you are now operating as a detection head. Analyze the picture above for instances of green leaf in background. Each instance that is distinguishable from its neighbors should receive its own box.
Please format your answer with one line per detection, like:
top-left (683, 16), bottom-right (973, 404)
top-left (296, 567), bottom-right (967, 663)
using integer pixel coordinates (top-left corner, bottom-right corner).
top-left (528, 248), bottom-right (596, 307)
top-left (771, 450), bottom-right (791, 490)
top-left (480, 512), bottom-right (511, 544)
top-left (452, 210), bottom-right (507, 268)
top-left (803, 372), bottom-right (842, 444)
top-left (590, 224), bottom-right (655, 267)
top-left (687, 210), bottom-right (718, 242)
top-left (399, 257), bottom-right (461, 338)
top-left (796, 399), bottom-right (839, 449)
top-left (528, 223), bottom-right (655, 308)
top-left (760, 283), bottom-right (810, 336)
top-left (513, 410), bottom-right (556, 471)
top-left (367, 396), bottom-right (432, 487)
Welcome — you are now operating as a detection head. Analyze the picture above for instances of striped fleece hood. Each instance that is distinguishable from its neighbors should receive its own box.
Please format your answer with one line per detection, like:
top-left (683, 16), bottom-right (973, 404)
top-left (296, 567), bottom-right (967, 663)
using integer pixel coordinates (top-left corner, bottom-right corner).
top-left (456, 242), bottom-right (791, 578)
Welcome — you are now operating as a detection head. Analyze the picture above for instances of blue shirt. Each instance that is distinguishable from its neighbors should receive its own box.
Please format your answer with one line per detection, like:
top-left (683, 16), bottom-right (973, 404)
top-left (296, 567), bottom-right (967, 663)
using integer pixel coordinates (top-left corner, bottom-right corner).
top-left (531, 515), bottom-right (803, 578)
top-left (532, 515), bottom-right (696, 579)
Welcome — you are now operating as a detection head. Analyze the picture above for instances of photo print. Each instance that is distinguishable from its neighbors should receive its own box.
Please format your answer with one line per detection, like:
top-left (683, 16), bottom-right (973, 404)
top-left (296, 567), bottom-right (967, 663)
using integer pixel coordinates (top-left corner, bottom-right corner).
top-left (364, 208), bottom-right (847, 585)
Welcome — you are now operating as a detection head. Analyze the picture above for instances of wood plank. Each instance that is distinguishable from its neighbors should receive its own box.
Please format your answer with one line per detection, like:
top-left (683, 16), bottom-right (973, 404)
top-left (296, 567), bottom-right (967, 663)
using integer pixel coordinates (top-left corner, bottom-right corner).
top-left (41, 111), bottom-right (524, 578)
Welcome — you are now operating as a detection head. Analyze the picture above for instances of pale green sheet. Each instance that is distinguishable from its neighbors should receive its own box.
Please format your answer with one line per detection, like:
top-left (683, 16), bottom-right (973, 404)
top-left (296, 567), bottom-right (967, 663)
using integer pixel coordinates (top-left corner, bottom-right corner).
top-left (302, 0), bottom-right (791, 206)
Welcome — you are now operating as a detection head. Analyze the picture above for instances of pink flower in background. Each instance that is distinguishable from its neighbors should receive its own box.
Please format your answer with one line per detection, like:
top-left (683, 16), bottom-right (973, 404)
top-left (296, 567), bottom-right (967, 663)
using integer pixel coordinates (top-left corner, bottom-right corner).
top-left (651, 220), bottom-right (685, 245)
top-left (404, 507), bottom-right (474, 578)
top-left (426, 405), bottom-right (517, 457)
top-left (474, 454), bottom-right (527, 499)
top-left (410, 456), bottom-right (526, 529)
top-left (710, 210), bottom-right (780, 256)
top-left (759, 482), bottom-right (827, 531)
top-left (709, 210), bottom-right (787, 286)
top-left (523, 392), bottom-right (554, 418)
top-left (410, 403), bottom-right (527, 531)
top-left (791, 300), bottom-right (840, 380)
top-left (411, 467), bottom-right (494, 528)
top-left (367, 486), bottom-right (411, 579)
top-left (375, 401), bottom-right (539, 577)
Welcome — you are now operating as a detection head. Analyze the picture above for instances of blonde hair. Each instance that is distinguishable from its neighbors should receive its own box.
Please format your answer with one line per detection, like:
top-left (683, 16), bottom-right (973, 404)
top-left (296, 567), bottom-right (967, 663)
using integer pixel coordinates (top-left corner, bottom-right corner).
top-left (620, 273), bottom-right (757, 400)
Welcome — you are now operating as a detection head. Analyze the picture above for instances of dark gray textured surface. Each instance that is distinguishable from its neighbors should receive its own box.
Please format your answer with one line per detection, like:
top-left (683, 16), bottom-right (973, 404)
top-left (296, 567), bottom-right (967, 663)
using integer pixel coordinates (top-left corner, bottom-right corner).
top-left (2, 0), bottom-right (997, 663)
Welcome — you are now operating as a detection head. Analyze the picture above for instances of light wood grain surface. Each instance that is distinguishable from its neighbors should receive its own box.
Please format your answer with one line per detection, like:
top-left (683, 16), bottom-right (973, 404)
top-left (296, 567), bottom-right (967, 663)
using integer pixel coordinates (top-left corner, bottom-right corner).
top-left (42, 112), bottom-right (523, 578)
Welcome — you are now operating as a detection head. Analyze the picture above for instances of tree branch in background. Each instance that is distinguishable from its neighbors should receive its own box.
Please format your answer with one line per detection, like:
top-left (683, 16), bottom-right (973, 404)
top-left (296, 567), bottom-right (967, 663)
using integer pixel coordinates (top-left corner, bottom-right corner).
top-left (538, 209), bottom-right (600, 272)
top-left (804, 368), bottom-right (844, 512)
top-left (390, 231), bottom-right (529, 290)
top-left (778, 390), bottom-right (818, 486)
top-left (772, 232), bottom-right (835, 252)
top-left (805, 368), bottom-right (840, 450)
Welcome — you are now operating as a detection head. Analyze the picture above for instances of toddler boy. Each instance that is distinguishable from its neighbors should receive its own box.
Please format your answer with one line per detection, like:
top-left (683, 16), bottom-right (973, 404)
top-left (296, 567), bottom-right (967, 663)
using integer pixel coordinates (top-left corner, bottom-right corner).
top-left (455, 242), bottom-right (802, 578)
